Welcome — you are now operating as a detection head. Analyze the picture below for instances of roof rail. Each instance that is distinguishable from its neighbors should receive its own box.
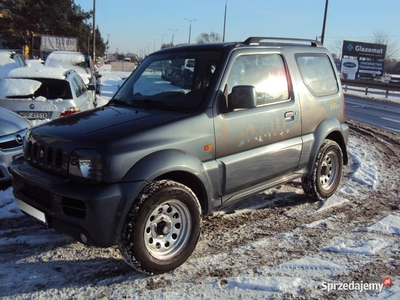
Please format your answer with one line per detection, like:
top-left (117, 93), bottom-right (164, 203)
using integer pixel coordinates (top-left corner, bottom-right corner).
top-left (243, 37), bottom-right (322, 47)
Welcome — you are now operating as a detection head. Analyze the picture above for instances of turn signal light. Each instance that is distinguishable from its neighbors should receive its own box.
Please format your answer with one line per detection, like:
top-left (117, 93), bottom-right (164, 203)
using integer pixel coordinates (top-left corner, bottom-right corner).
top-left (204, 144), bottom-right (212, 151)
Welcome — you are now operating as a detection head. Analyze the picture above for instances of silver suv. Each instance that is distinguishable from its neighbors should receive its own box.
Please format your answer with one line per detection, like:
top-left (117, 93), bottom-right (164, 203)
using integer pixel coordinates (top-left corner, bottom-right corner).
top-left (0, 107), bottom-right (30, 186)
top-left (11, 37), bottom-right (348, 274)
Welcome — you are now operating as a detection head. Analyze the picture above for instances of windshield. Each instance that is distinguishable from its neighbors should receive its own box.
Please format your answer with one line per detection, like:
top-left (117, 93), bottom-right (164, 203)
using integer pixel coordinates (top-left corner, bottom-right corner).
top-left (111, 51), bottom-right (220, 111)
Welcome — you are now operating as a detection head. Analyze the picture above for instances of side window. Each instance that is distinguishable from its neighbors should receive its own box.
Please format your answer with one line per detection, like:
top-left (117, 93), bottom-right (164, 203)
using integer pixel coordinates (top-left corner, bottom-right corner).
top-left (72, 75), bottom-right (87, 97)
top-left (70, 76), bottom-right (81, 97)
top-left (226, 54), bottom-right (290, 106)
top-left (296, 54), bottom-right (338, 96)
top-left (14, 55), bottom-right (25, 67)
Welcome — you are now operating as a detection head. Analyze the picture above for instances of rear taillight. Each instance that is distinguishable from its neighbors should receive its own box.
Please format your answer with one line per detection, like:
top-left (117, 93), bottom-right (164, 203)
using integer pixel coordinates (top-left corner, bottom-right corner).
top-left (60, 107), bottom-right (81, 117)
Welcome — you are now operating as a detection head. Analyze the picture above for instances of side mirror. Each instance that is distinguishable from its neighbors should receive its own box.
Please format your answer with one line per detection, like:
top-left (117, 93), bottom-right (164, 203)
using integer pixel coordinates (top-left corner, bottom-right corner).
top-left (87, 84), bottom-right (96, 91)
top-left (228, 85), bottom-right (257, 110)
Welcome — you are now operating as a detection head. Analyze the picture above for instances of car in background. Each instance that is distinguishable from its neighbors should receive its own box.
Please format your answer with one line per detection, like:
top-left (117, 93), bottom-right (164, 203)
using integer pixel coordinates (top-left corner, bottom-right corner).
top-left (170, 59), bottom-right (195, 89)
top-left (44, 51), bottom-right (97, 101)
top-left (0, 106), bottom-right (30, 187)
top-left (0, 67), bottom-right (96, 126)
top-left (180, 59), bottom-right (195, 89)
top-left (0, 50), bottom-right (27, 78)
top-left (26, 58), bottom-right (45, 68)
top-left (161, 60), bottom-right (172, 81)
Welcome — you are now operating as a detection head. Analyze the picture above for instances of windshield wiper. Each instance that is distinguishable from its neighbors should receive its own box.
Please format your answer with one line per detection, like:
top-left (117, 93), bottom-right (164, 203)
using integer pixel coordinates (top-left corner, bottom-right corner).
top-left (131, 99), bottom-right (167, 109)
top-left (108, 99), bottom-right (133, 106)
top-left (142, 99), bottom-right (167, 107)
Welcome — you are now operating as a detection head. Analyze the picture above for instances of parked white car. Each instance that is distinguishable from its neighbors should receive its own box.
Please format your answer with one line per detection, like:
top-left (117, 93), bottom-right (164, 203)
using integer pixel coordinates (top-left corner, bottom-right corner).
top-left (0, 50), bottom-right (27, 78)
top-left (0, 67), bottom-right (96, 126)
top-left (44, 51), bottom-right (97, 100)
top-left (0, 106), bottom-right (30, 185)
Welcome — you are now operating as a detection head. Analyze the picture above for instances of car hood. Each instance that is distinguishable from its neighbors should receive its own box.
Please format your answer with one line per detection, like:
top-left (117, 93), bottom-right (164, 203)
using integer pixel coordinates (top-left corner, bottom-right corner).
top-left (0, 107), bottom-right (30, 136)
top-left (30, 104), bottom-right (187, 147)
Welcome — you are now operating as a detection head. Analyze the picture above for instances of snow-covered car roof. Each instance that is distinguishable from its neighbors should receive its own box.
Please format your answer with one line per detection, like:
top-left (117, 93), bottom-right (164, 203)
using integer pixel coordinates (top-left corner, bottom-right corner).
top-left (26, 59), bottom-right (45, 68)
top-left (44, 52), bottom-right (93, 85)
top-left (7, 67), bottom-right (68, 80)
top-left (44, 52), bottom-right (90, 73)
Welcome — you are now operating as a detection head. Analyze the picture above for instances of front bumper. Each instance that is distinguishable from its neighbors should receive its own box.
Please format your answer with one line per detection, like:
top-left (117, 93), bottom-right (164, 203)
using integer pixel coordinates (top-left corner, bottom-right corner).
top-left (10, 158), bottom-right (147, 247)
top-left (0, 147), bottom-right (24, 182)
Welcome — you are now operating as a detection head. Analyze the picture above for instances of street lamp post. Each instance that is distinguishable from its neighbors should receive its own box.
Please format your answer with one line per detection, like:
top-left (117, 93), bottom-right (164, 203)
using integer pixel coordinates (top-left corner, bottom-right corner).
top-left (92, 0), bottom-right (96, 61)
top-left (321, 0), bottom-right (329, 45)
top-left (168, 28), bottom-right (178, 45)
top-left (223, 0), bottom-right (227, 42)
top-left (184, 18), bottom-right (197, 44)
top-left (151, 39), bottom-right (158, 52)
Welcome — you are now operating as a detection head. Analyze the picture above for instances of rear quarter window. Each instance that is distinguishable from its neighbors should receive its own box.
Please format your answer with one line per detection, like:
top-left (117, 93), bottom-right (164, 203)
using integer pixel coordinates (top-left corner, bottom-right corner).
top-left (296, 54), bottom-right (338, 97)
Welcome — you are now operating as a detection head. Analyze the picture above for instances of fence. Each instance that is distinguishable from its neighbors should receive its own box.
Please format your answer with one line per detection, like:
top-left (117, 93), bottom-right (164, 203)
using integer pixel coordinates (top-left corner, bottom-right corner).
top-left (341, 79), bottom-right (400, 98)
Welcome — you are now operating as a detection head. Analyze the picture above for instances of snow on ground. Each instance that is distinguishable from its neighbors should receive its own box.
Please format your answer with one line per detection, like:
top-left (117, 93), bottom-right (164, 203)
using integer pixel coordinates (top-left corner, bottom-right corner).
top-left (0, 68), bottom-right (399, 299)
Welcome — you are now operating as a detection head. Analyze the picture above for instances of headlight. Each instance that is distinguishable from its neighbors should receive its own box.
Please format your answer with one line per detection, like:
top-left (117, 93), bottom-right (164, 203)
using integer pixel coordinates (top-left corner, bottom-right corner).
top-left (69, 149), bottom-right (103, 183)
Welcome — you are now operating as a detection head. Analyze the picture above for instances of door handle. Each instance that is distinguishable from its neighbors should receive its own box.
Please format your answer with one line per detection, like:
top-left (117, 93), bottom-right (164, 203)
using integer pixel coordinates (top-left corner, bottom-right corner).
top-left (284, 111), bottom-right (295, 121)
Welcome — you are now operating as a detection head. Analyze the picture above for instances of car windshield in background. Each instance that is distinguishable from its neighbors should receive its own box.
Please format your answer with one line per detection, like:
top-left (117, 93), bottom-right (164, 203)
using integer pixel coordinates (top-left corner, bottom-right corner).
top-left (112, 52), bottom-right (220, 111)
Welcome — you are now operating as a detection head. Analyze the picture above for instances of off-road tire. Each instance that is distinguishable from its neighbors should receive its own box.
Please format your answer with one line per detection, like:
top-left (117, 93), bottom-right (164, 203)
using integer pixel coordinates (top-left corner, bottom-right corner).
top-left (118, 180), bottom-right (201, 274)
top-left (302, 140), bottom-right (343, 201)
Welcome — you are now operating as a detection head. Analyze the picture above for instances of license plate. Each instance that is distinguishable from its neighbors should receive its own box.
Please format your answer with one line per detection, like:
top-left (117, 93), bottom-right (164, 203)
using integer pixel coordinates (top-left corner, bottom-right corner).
top-left (17, 111), bottom-right (50, 120)
top-left (16, 199), bottom-right (47, 224)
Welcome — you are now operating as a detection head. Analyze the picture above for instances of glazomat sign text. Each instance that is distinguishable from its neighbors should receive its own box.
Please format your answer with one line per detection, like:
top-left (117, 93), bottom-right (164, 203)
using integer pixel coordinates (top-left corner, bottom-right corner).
top-left (342, 40), bottom-right (387, 60)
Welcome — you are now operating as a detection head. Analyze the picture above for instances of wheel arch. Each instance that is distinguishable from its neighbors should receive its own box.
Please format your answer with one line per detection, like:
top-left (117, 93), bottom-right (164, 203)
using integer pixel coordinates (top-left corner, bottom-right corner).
top-left (306, 118), bottom-right (349, 175)
top-left (156, 171), bottom-right (210, 214)
top-left (121, 149), bottom-right (214, 215)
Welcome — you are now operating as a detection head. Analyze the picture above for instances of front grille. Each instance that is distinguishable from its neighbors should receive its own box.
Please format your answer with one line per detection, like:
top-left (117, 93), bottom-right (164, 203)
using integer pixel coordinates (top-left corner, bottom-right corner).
top-left (24, 139), bottom-right (69, 176)
top-left (0, 139), bottom-right (22, 150)
top-left (0, 129), bottom-right (27, 150)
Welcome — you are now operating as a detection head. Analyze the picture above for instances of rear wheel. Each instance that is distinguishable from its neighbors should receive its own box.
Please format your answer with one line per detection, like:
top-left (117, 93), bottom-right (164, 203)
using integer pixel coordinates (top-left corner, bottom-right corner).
top-left (119, 180), bottom-right (201, 274)
top-left (302, 140), bottom-right (343, 201)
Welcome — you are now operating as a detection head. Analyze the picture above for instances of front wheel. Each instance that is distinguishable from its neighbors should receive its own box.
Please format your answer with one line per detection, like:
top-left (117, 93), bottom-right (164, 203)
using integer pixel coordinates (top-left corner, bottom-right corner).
top-left (119, 180), bottom-right (201, 274)
top-left (302, 140), bottom-right (343, 201)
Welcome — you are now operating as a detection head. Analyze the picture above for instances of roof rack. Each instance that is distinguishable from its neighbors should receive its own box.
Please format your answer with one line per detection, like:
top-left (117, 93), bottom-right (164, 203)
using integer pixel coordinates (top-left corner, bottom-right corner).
top-left (243, 37), bottom-right (322, 47)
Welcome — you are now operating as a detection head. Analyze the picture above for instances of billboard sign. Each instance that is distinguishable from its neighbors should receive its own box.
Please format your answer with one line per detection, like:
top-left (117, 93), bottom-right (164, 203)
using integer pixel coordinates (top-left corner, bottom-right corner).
top-left (342, 40), bottom-right (386, 60)
top-left (41, 35), bottom-right (77, 51)
top-left (341, 58), bottom-right (358, 80)
top-left (358, 61), bottom-right (384, 76)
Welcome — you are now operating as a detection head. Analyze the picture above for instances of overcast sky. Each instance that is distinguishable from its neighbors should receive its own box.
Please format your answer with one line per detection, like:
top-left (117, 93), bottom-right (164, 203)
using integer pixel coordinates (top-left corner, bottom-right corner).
top-left (74, 0), bottom-right (400, 57)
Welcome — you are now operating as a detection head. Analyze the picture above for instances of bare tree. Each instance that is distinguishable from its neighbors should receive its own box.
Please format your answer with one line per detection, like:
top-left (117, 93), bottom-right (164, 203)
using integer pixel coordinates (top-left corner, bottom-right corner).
top-left (372, 29), bottom-right (399, 60)
top-left (327, 39), bottom-right (343, 58)
top-left (371, 30), bottom-right (400, 73)
top-left (196, 32), bottom-right (222, 44)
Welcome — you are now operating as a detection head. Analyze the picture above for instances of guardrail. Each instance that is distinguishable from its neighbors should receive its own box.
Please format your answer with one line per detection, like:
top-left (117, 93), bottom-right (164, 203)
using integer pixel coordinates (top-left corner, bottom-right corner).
top-left (341, 79), bottom-right (400, 98)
